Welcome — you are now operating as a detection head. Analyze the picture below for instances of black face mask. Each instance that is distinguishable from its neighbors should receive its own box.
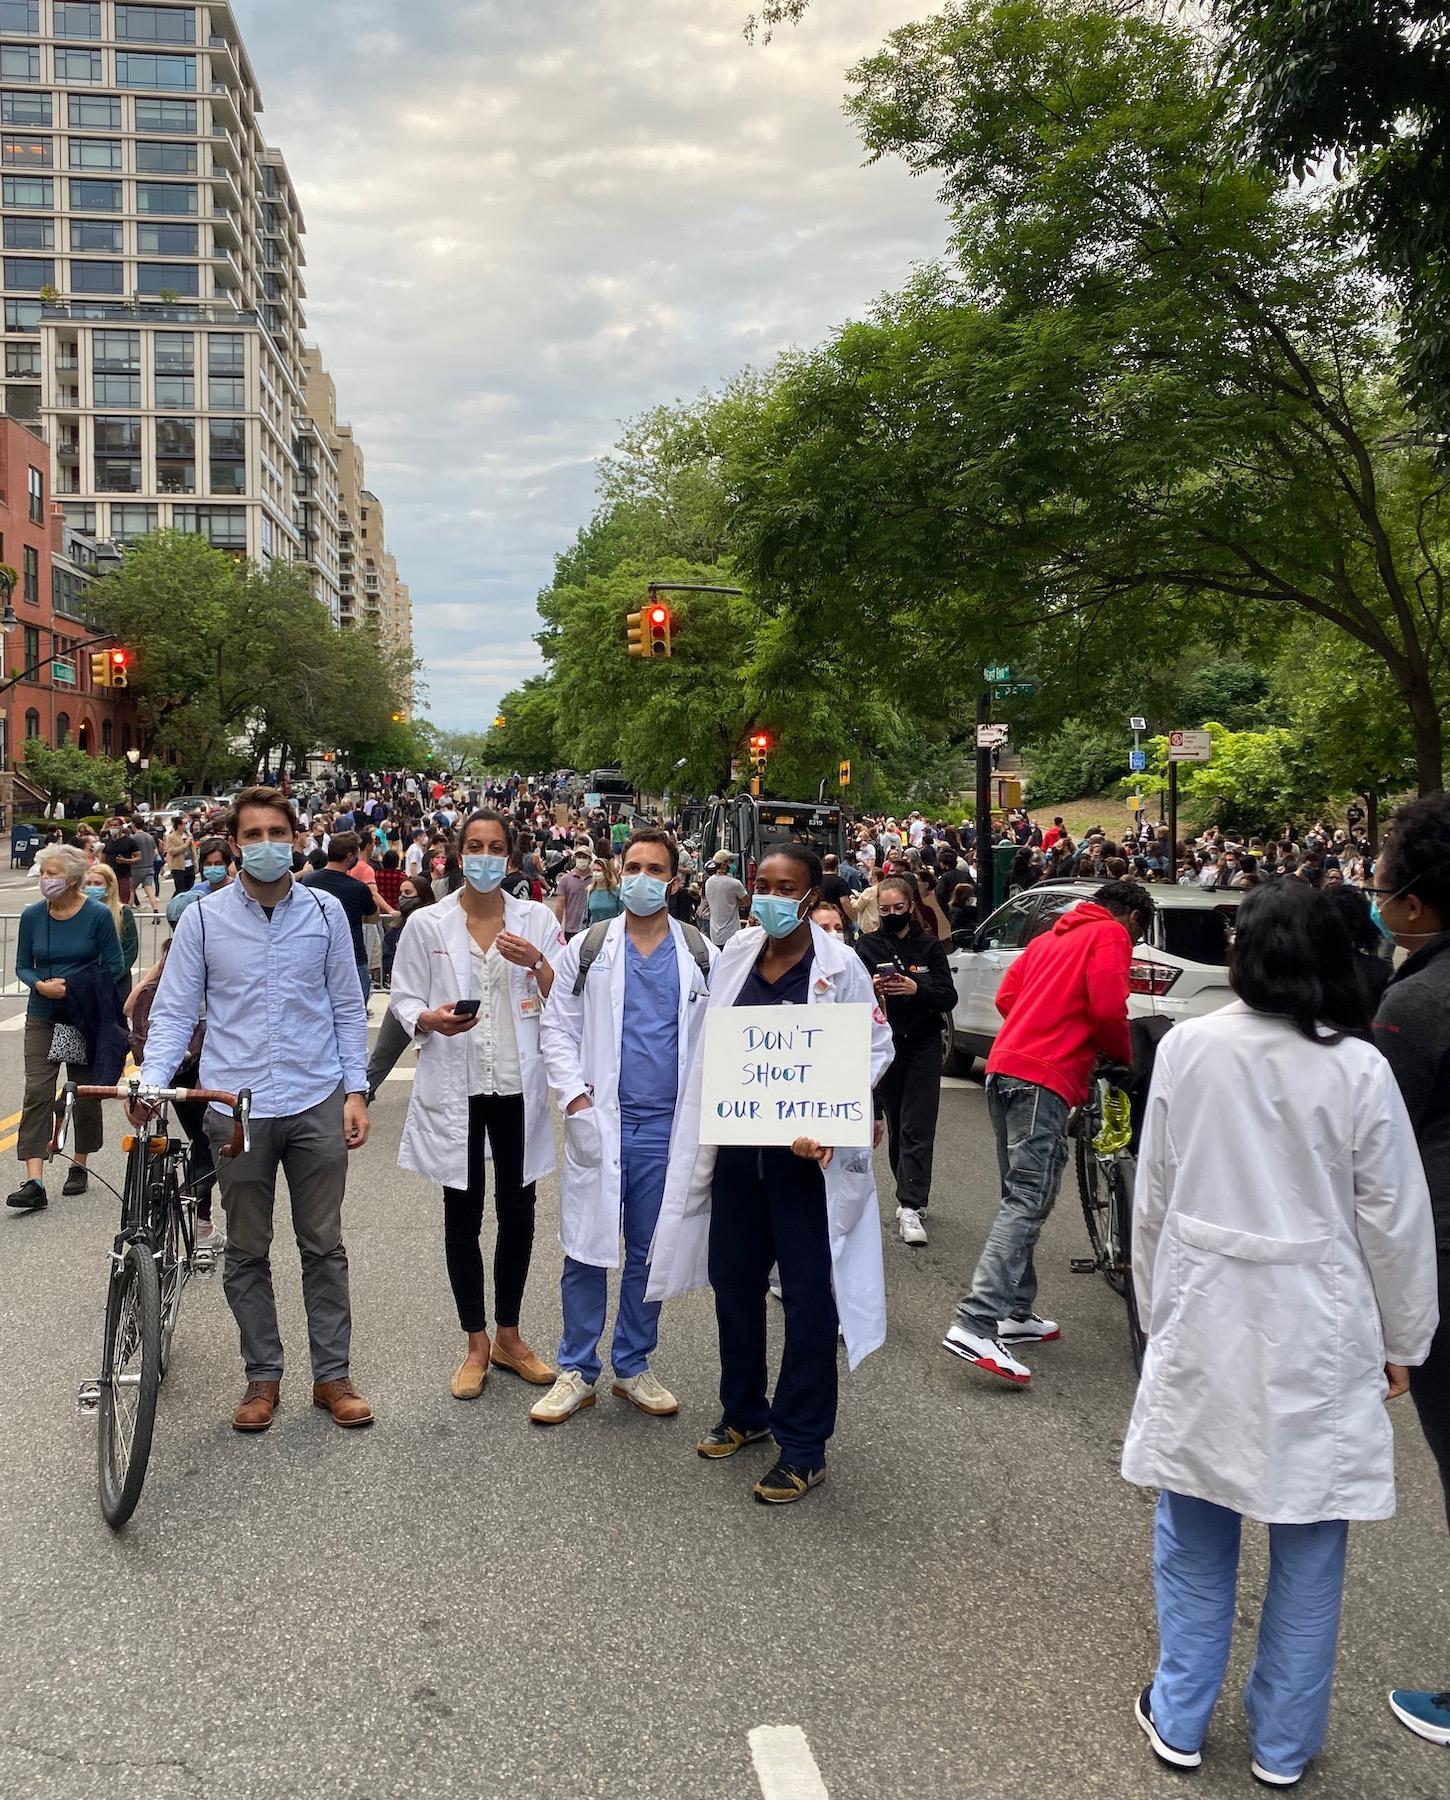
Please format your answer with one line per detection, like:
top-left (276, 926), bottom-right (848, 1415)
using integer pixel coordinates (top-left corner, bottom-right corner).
top-left (882, 913), bottom-right (911, 935)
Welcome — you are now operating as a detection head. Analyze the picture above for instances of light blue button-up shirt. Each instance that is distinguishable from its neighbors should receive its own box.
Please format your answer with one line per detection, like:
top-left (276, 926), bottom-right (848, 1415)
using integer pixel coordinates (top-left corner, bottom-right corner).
top-left (141, 876), bottom-right (369, 1118)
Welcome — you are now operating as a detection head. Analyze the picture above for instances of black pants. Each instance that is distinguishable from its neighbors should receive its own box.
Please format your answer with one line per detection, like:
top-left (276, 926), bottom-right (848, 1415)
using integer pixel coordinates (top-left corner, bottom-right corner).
top-left (171, 869), bottom-right (195, 894)
top-left (1410, 1262), bottom-right (1450, 1533)
top-left (174, 1097), bottom-right (216, 1223)
top-left (442, 1092), bottom-right (535, 1333)
top-left (874, 1029), bottom-right (942, 1212)
top-left (709, 1145), bottom-right (837, 1468)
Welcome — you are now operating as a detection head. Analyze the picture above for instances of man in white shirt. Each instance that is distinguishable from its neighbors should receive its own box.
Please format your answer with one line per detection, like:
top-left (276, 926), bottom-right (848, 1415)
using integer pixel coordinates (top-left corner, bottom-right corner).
top-left (703, 852), bottom-right (749, 946)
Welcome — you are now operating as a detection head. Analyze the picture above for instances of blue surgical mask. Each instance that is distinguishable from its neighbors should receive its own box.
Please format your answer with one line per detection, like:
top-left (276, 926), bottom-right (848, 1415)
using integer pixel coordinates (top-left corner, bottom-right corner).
top-left (751, 894), bottom-right (808, 939)
top-left (83, 884), bottom-right (106, 900)
top-left (463, 853), bottom-right (508, 893)
top-left (1369, 895), bottom-right (1397, 946)
top-left (620, 873), bottom-right (669, 916)
top-left (202, 865), bottom-right (228, 886)
top-left (240, 842), bottom-right (293, 883)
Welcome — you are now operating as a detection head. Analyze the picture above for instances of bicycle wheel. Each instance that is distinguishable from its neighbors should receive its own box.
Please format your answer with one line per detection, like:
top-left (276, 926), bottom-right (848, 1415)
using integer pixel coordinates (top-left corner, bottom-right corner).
top-left (1076, 1121), bottom-right (1111, 1269)
top-left (157, 1182), bottom-right (186, 1382)
top-left (1100, 1160), bottom-right (1130, 1298)
top-left (1118, 1193), bottom-right (1147, 1372)
top-left (97, 1240), bottom-right (161, 1531)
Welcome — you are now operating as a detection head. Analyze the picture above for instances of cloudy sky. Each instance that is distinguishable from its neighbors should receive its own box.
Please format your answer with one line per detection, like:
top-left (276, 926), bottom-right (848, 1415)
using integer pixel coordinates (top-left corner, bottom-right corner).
top-left (230, 0), bottom-right (948, 730)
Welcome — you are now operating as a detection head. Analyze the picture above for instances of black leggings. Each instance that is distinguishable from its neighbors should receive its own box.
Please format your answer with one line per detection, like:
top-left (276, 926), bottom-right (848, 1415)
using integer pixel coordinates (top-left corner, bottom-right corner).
top-left (442, 1092), bottom-right (535, 1333)
top-left (1410, 1262), bottom-right (1450, 1534)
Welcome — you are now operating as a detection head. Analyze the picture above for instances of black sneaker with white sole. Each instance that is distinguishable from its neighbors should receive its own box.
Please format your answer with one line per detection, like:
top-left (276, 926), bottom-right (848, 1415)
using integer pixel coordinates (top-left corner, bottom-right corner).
top-left (1135, 1684), bottom-right (1203, 1769)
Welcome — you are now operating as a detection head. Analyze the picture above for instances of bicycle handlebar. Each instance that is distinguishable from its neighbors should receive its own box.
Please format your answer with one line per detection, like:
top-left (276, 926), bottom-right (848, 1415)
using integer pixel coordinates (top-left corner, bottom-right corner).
top-left (52, 1081), bottom-right (252, 1160)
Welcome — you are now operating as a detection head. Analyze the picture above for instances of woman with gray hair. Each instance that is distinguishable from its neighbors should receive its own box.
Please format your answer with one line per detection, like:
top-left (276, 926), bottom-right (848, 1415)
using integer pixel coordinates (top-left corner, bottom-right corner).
top-left (7, 842), bottom-right (124, 1211)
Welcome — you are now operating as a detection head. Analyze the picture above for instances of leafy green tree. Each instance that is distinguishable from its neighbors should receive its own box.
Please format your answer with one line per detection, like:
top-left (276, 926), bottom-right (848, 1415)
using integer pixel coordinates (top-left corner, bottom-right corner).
top-left (22, 737), bottom-right (126, 812)
top-left (1136, 723), bottom-right (1331, 837)
top-left (482, 680), bottom-right (558, 775)
top-left (1024, 719), bottom-right (1130, 806)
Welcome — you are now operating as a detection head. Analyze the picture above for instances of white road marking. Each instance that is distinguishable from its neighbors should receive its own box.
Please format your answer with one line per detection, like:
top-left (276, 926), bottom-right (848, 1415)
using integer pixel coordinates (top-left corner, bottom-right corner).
top-left (749, 1726), bottom-right (829, 1800)
top-left (382, 1066), bottom-right (415, 1084)
top-left (0, 1008), bottom-right (29, 1032)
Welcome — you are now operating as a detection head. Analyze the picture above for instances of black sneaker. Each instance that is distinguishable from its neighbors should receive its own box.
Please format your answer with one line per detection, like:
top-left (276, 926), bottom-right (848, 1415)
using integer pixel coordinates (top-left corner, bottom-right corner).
top-left (61, 1167), bottom-right (89, 1197)
top-left (696, 1419), bottom-right (772, 1459)
top-left (1134, 1683), bottom-right (1202, 1769)
top-left (6, 1179), bottom-right (47, 1211)
top-left (753, 1460), bottom-right (826, 1505)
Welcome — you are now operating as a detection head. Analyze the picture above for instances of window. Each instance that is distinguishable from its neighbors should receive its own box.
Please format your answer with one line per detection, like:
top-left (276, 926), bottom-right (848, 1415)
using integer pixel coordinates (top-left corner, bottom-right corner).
top-left (1, 254), bottom-right (50, 287)
top-left (116, 53), bottom-right (195, 91)
top-left (94, 372), bottom-right (139, 404)
top-left (70, 182), bottom-right (120, 217)
top-left (2, 174), bottom-right (48, 206)
top-left (154, 373), bottom-right (192, 408)
top-left (68, 94), bottom-right (119, 129)
top-left (121, 721), bottom-right (132, 752)
top-left (63, 501), bottom-right (95, 533)
top-left (26, 463), bottom-right (40, 522)
top-left (207, 331), bottom-right (244, 374)
top-left (69, 258), bottom-right (124, 293)
top-left (137, 187), bottom-right (195, 223)
top-left (4, 296), bottom-right (38, 328)
top-left (22, 541), bottom-right (37, 600)
top-left (100, 716), bottom-right (111, 751)
top-left (3, 340), bottom-right (37, 374)
top-left (21, 629), bottom-right (38, 677)
top-left (975, 897), bottom-right (1038, 952)
top-left (135, 139), bottom-right (195, 174)
top-left (0, 3), bottom-right (38, 33)
top-left (2, 134), bottom-right (50, 167)
top-left (54, 709), bottom-right (71, 744)
top-left (55, 47), bottom-right (103, 83)
top-left (154, 331), bottom-right (192, 372)
top-left (156, 415), bottom-right (193, 492)
top-left (137, 260), bottom-right (196, 294)
top-left (93, 331), bottom-right (139, 372)
top-left (0, 46), bottom-right (39, 84)
top-left (206, 374), bottom-right (242, 409)
top-left (109, 502), bottom-right (157, 541)
top-left (134, 97), bottom-right (194, 134)
top-left (174, 504), bottom-right (245, 548)
top-left (116, 5), bottom-right (196, 43)
top-left (1, 90), bottom-right (48, 126)
top-left (95, 416), bottom-right (140, 453)
top-left (2, 214), bottom-right (51, 246)
top-left (69, 138), bottom-right (122, 170)
top-left (53, 3), bottom-right (101, 37)
top-left (95, 415), bottom-right (141, 492)
top-left (208, 415), bottom-right (244, 493)
top-left (69, 216), bottom-right (120, 251)
top-left (137, 220), bottom-right (196, 255)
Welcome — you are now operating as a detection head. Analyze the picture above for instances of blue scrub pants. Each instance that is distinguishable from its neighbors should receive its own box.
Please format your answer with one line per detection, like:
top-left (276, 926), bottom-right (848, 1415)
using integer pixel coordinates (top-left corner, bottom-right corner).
top-left (1151, 1490), bottom-right (1349, 1778)
top-left (558, 1114), bottom-right (670, 1383)
top-left (708, 1144), bottom-right (837, 1470)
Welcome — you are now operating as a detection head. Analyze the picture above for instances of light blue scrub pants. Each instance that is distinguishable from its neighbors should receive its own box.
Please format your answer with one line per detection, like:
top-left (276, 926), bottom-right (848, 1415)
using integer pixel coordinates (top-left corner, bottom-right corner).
top-left (557, 1114), bottom-right (671, 1384)
top-left (1152, 1490), bottom-right (1349, 1778)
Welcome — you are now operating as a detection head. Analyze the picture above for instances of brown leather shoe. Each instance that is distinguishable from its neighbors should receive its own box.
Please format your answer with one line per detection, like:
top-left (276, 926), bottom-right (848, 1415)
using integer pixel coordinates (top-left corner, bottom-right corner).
top-left (233, 1380), bottom-right (280, 1432)
top-left (490, 1342), bottom-right (556, 1386)
top-left (312, 1377), bottom-right (374, 1428)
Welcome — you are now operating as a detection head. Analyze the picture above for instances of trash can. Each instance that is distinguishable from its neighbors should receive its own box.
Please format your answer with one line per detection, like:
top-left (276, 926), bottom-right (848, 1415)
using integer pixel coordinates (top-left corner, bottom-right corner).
top-left (10, 824), bottom-right (39, 870)
top-left (985, 841), bottom-right (1017, 915)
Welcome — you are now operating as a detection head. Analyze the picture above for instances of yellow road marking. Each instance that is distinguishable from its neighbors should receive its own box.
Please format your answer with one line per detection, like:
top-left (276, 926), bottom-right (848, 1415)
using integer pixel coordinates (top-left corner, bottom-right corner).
top-left (0, 1109), bottom-right (20, 1133)
top-left (0, 1132), bottom-right (18, 1154)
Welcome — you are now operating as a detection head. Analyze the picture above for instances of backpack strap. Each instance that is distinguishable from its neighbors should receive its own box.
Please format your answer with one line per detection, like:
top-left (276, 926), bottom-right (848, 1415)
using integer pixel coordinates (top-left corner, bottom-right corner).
top-left (675, 920), bottom-right (713, 988)
top-left (571, 920), bottom-right (612, 997)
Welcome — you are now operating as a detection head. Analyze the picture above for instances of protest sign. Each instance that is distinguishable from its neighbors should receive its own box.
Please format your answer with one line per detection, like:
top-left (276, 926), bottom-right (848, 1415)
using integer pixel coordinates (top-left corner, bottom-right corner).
top-left (699, 1003), bottom-right (874, 1148)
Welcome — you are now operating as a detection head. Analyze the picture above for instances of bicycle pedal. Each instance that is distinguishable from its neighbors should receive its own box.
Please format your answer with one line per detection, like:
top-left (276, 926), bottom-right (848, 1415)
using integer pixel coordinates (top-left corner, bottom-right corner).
top-left (1069, 1258), bottom-right (1098, 1274)
top-left (76, 1380), bottom-right (101, 1418)
top-left (191, 1247), bottom-right (217, 1276)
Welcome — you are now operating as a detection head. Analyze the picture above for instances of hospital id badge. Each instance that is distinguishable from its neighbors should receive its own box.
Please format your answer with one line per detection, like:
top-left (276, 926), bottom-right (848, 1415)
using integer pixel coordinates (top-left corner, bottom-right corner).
top-left (519, 982), bottom-right (541, 1021)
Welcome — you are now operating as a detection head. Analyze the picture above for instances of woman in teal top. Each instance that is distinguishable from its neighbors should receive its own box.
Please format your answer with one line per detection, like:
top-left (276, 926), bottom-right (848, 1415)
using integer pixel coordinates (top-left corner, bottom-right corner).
top-left (585, 856), bottom-right (624, 924)
top-left (8, 843), bottom-right (124, 1211)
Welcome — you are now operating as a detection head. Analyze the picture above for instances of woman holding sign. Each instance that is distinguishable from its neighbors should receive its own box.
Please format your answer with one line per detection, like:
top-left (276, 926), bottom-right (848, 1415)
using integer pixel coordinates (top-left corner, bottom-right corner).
top-left (647, 845), bottom-right (894, 1505)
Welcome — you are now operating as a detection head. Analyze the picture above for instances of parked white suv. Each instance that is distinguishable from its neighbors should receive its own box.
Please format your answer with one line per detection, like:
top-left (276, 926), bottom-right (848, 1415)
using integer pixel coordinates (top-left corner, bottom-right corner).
top-left (945, 881), bottom-right (1241, 1073)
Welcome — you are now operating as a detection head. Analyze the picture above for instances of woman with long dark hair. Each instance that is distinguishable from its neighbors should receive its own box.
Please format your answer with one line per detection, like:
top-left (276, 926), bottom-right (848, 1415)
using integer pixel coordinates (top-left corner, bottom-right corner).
top-left (1122, 880), bottom-right (1437, 1787)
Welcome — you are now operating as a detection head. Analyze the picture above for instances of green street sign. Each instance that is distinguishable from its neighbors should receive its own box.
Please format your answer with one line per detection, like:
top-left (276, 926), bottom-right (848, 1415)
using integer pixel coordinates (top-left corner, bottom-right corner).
top-left (993, 680), bottom-right (1036, 699)
top-left (51, 659), bottom-right (75, 685)
top-left (984, 664), bottom-right (1013, 683)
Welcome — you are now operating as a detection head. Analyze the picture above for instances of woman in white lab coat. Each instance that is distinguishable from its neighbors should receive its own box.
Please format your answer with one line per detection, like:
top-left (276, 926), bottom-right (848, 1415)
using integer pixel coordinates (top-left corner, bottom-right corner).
top-left (390, 810), bottom-right (565, 1399)
top-left (648, 845), bottom-right (894, 1506)
top-left (1122, 881), bottom-right (1438, 1788)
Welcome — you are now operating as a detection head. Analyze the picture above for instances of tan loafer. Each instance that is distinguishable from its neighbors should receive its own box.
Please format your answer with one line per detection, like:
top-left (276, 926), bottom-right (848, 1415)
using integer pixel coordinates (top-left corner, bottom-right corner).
top-left (312, 1377), bottom-right (374, 1428)
top-left (450, 1359), bottom-right (489, 1401)
top-left (232, 1380), bottom-right (280, 1432)
top-left (490, 1343), bottom-right (555, 1386)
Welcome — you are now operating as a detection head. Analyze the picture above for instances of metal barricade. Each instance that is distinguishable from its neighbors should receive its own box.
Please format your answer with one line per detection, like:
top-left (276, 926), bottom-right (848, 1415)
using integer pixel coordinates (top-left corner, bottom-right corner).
top-left (0, 907), bottom-right (171, 997)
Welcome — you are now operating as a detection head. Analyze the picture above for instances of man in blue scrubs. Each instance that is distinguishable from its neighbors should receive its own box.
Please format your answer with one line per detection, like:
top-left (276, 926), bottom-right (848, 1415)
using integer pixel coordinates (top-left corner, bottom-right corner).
top-left (534, 829), bottom-right (715, 1423)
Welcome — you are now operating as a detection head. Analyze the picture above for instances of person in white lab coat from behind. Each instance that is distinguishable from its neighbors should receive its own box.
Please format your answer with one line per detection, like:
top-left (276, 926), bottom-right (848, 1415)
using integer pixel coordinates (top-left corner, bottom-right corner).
top-left (532, 827), bottom-right (717, 1426)
top-left (647, 845), bottom-right (894, 1506)
top-left (389, 810), bottom-right (565, 1400)
top-left (1122, 881), bottom-right (1438, 1789)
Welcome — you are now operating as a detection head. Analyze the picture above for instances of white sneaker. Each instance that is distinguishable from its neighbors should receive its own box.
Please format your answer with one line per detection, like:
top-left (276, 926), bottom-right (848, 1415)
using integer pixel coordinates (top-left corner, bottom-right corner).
top-left (195, 1218), bottom-right (226, 1253)
top-left (897, 1206), bottom-right (928, 1246)
top-left (611, 1369), bottom-right (679, 1417)
top-left (941, 1324), bottom-right (1031, 1385)
top-left (998, 1313), bottom-right (1060, 1343)
top-left (529, 1369), bottom-right (596, 1425)
top-left (1250, 1762), bottom-right (1303, 1788)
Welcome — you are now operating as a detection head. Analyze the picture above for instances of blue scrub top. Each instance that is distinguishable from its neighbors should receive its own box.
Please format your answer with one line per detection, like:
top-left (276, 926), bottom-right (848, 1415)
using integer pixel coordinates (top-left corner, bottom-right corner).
top-left (618, 932), bottom-right (681, 1121)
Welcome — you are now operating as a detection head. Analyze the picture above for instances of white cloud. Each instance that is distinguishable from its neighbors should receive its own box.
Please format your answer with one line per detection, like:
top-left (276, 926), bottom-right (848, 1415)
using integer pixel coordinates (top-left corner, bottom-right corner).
top-left (232, 0), bottom-right (947, 728)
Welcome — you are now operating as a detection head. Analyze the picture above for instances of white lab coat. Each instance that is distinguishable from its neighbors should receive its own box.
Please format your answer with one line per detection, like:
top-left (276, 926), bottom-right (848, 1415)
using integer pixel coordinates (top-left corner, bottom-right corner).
top-left (388, 890), bottom-right (565, 1192)
top-left (646, 923), bottom-right (895, 1370)
top-left (539, 914), bottom-right (718, 1269)
top-left (1122, 1001), bottom-right (1439, 1524)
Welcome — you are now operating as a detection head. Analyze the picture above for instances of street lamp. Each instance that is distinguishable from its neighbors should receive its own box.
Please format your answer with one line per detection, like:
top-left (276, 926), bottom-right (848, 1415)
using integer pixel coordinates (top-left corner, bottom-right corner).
top-left (0, 563), bottom-right (17, 635)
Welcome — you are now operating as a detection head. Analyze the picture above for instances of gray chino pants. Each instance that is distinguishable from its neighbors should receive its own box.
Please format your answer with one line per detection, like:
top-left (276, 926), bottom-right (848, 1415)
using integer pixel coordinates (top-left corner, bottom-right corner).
top-left (205, 1083), bottom-right (353, 1384)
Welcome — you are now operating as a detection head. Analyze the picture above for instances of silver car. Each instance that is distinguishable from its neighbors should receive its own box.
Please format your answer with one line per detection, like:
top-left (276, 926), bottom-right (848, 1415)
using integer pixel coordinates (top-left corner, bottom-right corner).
top-left (945, 881), bottom-right (1241, 1073)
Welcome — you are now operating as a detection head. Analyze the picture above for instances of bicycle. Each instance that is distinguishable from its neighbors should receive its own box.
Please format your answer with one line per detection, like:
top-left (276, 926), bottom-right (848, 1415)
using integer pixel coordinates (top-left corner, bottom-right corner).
top-left (59, 1078), bottom-right (251, 1530)
top-left (1069, 1068), bottom-right (1146, 1372)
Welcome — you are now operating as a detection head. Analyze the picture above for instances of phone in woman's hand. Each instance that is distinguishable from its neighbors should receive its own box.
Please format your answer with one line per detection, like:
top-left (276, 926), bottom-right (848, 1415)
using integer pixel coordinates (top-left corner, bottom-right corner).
top-left (450, 999), bottom-right (481, 1018)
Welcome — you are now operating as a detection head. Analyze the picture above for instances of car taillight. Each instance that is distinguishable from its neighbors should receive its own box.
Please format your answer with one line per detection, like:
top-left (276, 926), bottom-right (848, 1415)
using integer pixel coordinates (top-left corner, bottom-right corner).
top-left (1129, 959), bottom-right (1179, 997)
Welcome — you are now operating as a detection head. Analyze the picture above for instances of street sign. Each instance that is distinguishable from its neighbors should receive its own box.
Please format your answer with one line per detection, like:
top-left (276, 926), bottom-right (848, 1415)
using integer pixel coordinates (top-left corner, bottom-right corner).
top-left (1129, 715), bottom-right (1147, 732)
top-left (977, 723), bottom-right (1010, 749)
top-left (1129, 748), bottom-right (1147, 773)
top-left (1168, 729), bottom-right (1212, 763)
top-left (838, 759), bottom-right (852, 787)
top-left (51, 659), bottom-right (75, 686)
top-left (983, 664), bottom-right (1013, 683)
top-left (992, 681), bottom-right (1035, 700)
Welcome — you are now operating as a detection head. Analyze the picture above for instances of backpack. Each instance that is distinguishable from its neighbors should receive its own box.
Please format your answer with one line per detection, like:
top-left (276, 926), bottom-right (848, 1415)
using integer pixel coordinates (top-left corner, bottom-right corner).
top-left (572, 918), bottom-right (711, 997)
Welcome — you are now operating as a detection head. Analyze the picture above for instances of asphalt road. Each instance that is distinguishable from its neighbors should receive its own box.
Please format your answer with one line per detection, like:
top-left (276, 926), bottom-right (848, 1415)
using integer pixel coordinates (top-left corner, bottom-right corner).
top-left (0, 990), bottom-right (1446, 1800)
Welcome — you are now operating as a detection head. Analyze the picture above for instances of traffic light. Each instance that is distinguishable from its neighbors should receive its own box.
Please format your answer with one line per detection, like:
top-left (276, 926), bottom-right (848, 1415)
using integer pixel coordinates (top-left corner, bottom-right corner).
top-left (493, 714), bottom-right (507, 729)
top-left (108, 648), bottom-right (130, 689)
top-left (748, 731), bottom-right (770, 772)
top-left (646, 602), bottom-right (671, 659)
top-left (626, 610), bottom-right (646, 657)
top-left (90, 650), bottom-right (112, 688)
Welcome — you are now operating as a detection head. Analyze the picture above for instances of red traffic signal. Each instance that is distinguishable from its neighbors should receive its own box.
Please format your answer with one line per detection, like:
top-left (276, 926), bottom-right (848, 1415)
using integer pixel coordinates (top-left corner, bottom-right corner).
top-left (109, 647), bottom-right (130, 689)
top-left (647, 603), bottom-right (671, 658)
top-left (750, 732), bottom-right (770, 753)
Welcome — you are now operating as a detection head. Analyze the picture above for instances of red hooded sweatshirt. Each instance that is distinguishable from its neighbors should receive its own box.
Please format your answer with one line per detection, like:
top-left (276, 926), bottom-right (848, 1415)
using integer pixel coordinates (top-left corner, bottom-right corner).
top-left (985, 902), bottom-right (1134, 1106)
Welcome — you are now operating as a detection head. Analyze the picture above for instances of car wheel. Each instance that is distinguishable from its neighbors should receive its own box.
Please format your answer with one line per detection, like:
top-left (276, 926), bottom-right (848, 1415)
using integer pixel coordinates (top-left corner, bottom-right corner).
top-left (941, 1025), bottom-right (975, 1079)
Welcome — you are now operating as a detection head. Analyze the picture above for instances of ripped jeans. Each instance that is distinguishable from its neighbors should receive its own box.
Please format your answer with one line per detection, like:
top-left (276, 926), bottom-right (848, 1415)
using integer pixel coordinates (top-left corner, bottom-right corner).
top-left (955, 1074), bottom-right (1070, 1338)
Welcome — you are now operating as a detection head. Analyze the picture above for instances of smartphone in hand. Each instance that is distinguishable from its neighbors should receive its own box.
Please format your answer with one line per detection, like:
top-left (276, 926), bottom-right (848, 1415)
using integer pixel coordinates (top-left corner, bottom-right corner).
top-left (450, 999), bottom-right (482, 1018)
